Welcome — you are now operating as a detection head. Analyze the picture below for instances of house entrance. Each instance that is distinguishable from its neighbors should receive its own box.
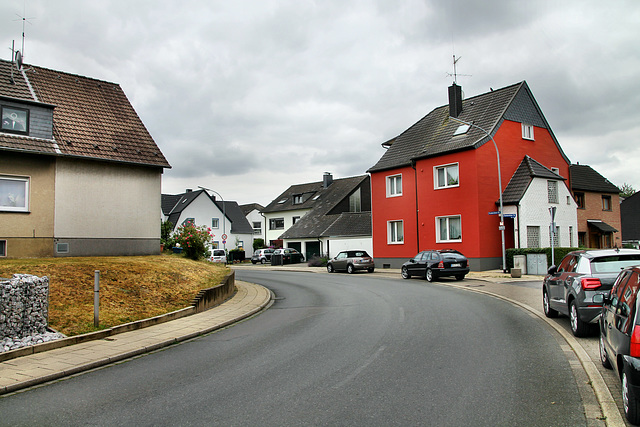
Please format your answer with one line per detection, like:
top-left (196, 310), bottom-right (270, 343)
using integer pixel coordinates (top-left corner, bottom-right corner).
top-left (305, 241), bottom-right (321, 261)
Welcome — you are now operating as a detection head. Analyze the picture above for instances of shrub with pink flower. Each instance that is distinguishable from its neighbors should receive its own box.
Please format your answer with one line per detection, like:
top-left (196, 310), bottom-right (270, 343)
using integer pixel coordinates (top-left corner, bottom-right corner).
top-left (173, 221), bottom-right (213, 260)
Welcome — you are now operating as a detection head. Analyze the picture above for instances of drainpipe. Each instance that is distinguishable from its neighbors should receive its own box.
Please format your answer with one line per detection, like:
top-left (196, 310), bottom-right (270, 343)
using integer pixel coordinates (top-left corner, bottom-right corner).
top-left (411, 159), bottom-right (420, 253)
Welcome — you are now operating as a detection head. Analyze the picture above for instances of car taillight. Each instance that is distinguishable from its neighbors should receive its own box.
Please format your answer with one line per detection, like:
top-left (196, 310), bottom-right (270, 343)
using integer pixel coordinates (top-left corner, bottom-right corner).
top-left (438, 261), bottom-right (444, 268)
top-left (581, 277), bottom-right (602, 290)
top-left (631, 325), bottom-right (640, 357)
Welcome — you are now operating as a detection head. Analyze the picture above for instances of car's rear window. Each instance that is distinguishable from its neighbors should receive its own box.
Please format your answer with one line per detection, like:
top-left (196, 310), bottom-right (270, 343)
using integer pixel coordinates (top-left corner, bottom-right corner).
top-left (213, 250), bottom-right (225, 256)
top-left (347, 251), bottom-right (370, 257)
top-left (440, 252), bottom-right (466, 261)
top-left (590, 255), bottom-right (640, 273)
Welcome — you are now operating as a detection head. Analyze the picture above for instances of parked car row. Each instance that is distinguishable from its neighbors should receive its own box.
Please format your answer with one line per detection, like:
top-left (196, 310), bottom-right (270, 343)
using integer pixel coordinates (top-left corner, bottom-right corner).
top-left (542, 248), bottom-right (640, 424)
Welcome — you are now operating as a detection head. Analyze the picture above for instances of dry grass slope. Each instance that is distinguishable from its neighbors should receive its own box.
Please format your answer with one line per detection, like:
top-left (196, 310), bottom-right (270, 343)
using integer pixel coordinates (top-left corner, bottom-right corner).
top-left (0, 255), bottom-right (229, 336)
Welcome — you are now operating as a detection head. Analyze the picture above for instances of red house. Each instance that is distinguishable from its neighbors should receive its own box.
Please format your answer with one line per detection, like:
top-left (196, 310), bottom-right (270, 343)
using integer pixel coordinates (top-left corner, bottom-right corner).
top-left (367, 81), bottom-right (573, 270)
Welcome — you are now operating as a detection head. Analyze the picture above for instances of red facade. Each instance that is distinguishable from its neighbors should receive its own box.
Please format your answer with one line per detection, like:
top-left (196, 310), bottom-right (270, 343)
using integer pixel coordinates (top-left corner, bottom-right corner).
top-left (369, 82), bottom-right (571, 269)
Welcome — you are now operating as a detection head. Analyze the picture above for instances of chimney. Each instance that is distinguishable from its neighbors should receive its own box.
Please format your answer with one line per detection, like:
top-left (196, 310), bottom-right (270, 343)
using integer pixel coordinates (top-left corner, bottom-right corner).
top-left (186, 189), bottom-right (192, 193)
top-left (323, 172), bottom-right (333, 188)
top-left (448, 83), bottom-right (463, 118)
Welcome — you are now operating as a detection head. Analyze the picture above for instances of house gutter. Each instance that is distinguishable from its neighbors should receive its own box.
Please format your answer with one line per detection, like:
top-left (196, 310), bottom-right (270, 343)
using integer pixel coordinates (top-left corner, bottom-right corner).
top-left (411, 159), bottom-right (420, 253)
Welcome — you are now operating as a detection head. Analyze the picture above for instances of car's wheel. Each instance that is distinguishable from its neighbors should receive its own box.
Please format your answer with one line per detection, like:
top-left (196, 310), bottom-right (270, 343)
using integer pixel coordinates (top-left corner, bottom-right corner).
top-left (261, 258), bottom-right (267, 264)
top-left (624, 369), bottom-right (640, 425)
top-left (569, 300), bottom-right (589, 337)
top-left (455, 274), bottom-right (465, 281)
top-left (599, 335), bottom-right (612, 369)
top-left (251, 260), bottom-right (257, 264)
top-left (425, 268), bottom-right (434, 282)
top-left (543, 289), bottom-right (558, 318)
top-left (367, 267), bottom-right (375, 273)
top-left (327, 264), bottom-right (334, 273)
top-left (401, 266), bottom-right (410, 279)
top-left (347, 264), bottom-right (354, 274)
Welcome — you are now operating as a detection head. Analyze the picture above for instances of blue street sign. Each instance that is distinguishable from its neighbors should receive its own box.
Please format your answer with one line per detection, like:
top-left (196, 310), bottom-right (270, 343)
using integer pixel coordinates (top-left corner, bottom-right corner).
top-left (488, 211), bottom-right (501, 215)
top-left (503, 214), bottom-right (516, 218)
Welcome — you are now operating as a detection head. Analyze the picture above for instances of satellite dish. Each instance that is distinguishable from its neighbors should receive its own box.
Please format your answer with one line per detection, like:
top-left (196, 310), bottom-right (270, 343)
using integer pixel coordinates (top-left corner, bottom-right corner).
top-left (15, 50), bottom-right (23, 69)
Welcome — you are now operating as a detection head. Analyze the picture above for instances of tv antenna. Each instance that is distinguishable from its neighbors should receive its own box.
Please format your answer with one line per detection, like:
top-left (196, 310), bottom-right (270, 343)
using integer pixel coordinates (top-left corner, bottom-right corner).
top-left (13, 3), bottom-right (35, 63)
top-left (446, 54), bottom-right (472, 84)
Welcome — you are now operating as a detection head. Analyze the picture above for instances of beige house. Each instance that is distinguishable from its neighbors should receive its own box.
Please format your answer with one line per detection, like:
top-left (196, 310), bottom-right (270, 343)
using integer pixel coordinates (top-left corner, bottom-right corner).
top-left (0, 58), bottom-right (170, 258)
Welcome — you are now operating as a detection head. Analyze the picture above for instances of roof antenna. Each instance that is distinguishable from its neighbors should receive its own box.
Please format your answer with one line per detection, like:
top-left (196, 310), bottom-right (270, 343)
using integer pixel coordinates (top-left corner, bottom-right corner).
top-left (446, 54), bottom-right (472, 85)
top-left (13, 2), bottom-right (35, 64)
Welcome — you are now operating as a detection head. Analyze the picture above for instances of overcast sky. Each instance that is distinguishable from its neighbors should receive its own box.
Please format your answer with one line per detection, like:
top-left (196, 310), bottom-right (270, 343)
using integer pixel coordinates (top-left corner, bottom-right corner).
top-left (2, 1), bottom-right (638, 206)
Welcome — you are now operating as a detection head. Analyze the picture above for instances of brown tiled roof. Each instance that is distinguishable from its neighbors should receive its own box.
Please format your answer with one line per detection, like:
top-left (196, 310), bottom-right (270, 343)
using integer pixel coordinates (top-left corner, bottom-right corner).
top-left (0, 59), bottom-right (170, 168)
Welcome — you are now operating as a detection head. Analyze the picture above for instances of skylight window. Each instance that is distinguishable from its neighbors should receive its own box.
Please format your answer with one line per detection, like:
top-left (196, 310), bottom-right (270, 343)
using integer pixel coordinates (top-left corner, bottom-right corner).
top-left (313, 195), bottom-right (320, 201)
top-left (453, 124), bottom-right (470, 136)
top-left (278, 198), bottom-right (288, 204)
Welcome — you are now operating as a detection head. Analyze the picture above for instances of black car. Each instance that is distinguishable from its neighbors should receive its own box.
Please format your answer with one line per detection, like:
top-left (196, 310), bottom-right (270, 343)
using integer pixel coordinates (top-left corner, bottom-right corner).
top-left (596, 266), bottom-right (640, 424)
top-left (271, 248), bottom-right (305, 264)
top-left (543, 249), bottom-right (640, 337)
top-left (327, 250), bottom-right (375, 274)
top-left (401, 249), bottom-right (469, 282)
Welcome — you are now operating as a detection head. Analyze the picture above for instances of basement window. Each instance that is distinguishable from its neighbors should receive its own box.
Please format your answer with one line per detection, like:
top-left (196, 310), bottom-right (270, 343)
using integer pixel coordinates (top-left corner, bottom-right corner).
top-left (0, 240), bottom-right (6, 257)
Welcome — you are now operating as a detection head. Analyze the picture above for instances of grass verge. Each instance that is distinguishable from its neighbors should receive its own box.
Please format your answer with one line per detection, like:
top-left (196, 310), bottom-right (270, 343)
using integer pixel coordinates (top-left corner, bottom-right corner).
top-left (0, 254), bottom-right (229, 336)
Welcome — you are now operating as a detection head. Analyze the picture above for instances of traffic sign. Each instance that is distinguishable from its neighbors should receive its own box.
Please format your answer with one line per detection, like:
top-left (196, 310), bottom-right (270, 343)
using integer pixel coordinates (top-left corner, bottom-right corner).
top-left (221, 234), bottom-right (228, 240)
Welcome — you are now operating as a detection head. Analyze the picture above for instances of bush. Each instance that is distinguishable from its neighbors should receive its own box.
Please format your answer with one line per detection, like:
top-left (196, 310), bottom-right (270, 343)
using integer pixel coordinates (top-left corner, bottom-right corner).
top-left (253, 238), bottom-right (265, 251)
top-left (173, 221), bottom-right (213, 260)
top-left (307, 256), bottom-right (328, 267)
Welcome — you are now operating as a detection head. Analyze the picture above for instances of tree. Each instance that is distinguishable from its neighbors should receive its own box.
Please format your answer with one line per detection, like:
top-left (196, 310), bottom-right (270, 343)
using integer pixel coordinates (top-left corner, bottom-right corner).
top-left (620, 182), bottom-right (636, 199)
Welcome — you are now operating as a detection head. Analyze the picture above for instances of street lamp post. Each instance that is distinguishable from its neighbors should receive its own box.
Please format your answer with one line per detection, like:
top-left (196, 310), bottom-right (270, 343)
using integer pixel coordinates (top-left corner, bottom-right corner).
top-left (198, 186), bottom-right (226, 251)
top-left (449, 116), bottom-right (507, 273)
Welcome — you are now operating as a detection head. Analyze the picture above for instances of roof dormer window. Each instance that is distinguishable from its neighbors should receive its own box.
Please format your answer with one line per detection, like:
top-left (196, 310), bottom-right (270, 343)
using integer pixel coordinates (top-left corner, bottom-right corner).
top-left (1, 106), bottom-right (29, 135)
top-left (293, 194), bottom-right (303, 204)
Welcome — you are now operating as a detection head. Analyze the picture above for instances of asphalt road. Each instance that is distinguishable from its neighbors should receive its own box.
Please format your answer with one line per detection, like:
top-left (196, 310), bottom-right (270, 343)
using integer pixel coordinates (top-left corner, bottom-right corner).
top-left (0, 272), bottom-right (587, 426)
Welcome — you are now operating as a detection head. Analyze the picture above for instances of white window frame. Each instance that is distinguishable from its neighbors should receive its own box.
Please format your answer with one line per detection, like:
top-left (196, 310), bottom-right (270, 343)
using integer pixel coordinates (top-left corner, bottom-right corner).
top-left (436, 215), bottom-right (462, 243)
top-left (522, 123), bottom-right (534, 140)
top-left (386, 174), bottom-right (402, 198)
top-left (387, 220), bottom-right (404, 244)
top-left (434, 163), bottom-right (459, 189)
top-left (212, 218), bottom-right (220, 228)
top-left (0, 175), bottom-right (29, 212)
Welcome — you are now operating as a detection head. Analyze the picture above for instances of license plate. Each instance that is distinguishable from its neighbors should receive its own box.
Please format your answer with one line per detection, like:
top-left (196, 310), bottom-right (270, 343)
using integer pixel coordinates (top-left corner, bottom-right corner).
top-left (451, 263), bottom-right (461, 268)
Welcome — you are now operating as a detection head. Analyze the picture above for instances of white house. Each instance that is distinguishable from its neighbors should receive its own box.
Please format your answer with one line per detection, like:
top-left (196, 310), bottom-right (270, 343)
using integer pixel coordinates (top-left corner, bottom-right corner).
top-left (162, 189), bottom-right (254, 253)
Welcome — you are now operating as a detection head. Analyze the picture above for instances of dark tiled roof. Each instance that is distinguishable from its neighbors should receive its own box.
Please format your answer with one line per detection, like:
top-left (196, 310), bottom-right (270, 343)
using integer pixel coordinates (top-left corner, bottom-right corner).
top-left (501, 156), bottom-right (564, 205)
top-left (0, 59), bottom-right (170, 168)
top-left (239, 203), bottom-right (264, 216)
top-left (322, 212), bottom-right (372, 237)
top-left (274, 175), bottom-right (371, 239)
top-left (162, 190), bottom-right (254, 234)
top-left (570, 164), bottom-right (619, 193)
top-left (368, 81), bottom-right (568, 173)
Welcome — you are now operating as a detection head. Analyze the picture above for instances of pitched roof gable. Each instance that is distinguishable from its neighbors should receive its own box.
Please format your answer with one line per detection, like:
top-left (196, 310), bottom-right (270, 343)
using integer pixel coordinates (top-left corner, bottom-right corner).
top-left (501, 156), bottom-right (565, 204)
top-left (570, 164), bottom-right (620, 193)
top-left (0, 59), bottom-right (170, 168)
top-left (368, 81), bottom-right (569, 173)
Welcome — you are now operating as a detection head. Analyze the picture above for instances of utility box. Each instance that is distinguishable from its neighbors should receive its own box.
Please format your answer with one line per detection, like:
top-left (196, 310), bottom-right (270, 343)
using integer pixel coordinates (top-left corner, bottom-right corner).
top-left (526, 253), bottom-right (548, 275)
top-left (513, 255), bottom-right (527, 275)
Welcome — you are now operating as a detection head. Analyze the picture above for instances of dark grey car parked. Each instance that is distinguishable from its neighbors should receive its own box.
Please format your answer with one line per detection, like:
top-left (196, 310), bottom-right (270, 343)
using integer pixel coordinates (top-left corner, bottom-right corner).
top-left (543, 248), bottom-right (640, 337)
top-left (401, 249), bottom-right (469, 282)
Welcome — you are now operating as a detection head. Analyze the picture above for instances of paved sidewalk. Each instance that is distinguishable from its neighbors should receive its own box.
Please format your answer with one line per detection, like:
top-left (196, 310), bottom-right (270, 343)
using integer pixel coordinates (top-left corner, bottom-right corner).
top-left (0, 280), bottom-right (272, 396)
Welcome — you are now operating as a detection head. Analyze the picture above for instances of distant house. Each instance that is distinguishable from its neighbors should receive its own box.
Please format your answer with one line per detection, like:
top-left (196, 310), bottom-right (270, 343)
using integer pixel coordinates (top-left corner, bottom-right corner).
top-left (367, 81), bottom-right (575, 270)
top-left (239, 203), bottom-right (265, 245)
top-left (162, 189), bottom-right (254, 252)
top-left (262, 173), bottom-right (372, 260)
top-left (570, 164), bottom-right (621, 248)
top-left (621, 192), bottom-right (640, 248)
top-left (0, 58), bottom-right (170, 258)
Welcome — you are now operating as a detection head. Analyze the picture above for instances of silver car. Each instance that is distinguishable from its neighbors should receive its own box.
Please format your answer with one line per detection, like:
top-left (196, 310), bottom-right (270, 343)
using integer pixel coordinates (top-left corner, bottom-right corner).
top-left (327, 250), bottom-right (375, 274)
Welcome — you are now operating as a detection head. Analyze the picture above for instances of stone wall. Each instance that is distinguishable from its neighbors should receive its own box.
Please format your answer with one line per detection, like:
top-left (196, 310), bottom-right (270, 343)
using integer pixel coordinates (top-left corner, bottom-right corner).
top-left (0, 275), bottom-right (49, 339)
